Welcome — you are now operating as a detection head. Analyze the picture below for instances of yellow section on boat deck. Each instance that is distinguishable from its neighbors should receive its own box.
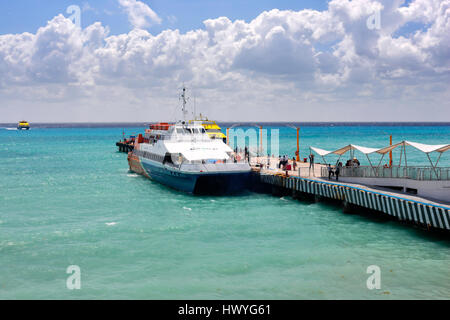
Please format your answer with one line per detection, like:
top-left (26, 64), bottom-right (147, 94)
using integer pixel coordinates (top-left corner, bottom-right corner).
top-left (189, 119), bottom-right (227, 139)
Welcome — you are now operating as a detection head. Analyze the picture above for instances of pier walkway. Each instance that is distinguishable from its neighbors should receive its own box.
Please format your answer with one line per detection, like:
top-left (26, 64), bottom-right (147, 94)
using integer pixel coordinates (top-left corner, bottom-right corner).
top-left (249, 156), bottom-right (450, 232)
top-left (116, 141), bottom-right (134, 153)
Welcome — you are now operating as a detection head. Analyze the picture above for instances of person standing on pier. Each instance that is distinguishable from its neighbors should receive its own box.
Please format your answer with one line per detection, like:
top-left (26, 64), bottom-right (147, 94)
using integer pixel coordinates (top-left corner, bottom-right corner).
top-left (309, 153), bottom-right (315, 176)
top-left (244, 146), bottom-right (249, 163)
top-left (335, 162), bottom-right (342, 181)
top-left (327, 164), bottom-right (334, 180)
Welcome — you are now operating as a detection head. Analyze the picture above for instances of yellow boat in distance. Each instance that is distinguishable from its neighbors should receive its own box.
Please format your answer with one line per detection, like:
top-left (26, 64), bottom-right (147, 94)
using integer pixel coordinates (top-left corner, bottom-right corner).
top-left (17, 120), bottom-right (30, 130)
top-left (189, 115), bottom-right (226, 143)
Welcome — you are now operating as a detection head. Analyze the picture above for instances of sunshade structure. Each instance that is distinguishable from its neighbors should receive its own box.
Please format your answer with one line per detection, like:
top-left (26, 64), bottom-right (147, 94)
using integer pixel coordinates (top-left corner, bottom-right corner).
top-left (310, 141), bottom-right (450, 176)
top-left (404, 141), bottom-right (450, 153)
top-left (310, 144), bottom-right (392, 174)
top-left (401, 141), bottom-right (450, 175)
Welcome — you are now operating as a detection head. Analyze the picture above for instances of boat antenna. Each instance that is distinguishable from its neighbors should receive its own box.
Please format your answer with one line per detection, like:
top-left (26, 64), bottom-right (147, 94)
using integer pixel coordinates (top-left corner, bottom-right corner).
top-left (180, 85), bottom-right (189, 122)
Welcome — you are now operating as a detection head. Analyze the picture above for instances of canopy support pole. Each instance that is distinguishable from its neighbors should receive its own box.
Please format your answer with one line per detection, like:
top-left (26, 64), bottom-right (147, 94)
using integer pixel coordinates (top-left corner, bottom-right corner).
top-left (426, 153), bottom-right (440, 179)
top-left (376, 153), bottom-right (385, 177)
top-left (366, 154), bottom-right (377, 176)
top-left (376, 153), bottom-right (385, 167)
top-left (404, 144), bottom-right (408, 168)
top-left (435, 152), bottom-right (442, 168)
top-left (336, 154), bottom-right (342, 167)
top-left (399, 143), bottom-right (403, 167)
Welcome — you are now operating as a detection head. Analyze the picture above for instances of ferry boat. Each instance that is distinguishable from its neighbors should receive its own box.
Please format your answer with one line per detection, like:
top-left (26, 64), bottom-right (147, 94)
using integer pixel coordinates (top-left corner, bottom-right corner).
top-left (127, 88), bottom-right (251, 194)
top-left (17, 120), bottom-right (30, 130)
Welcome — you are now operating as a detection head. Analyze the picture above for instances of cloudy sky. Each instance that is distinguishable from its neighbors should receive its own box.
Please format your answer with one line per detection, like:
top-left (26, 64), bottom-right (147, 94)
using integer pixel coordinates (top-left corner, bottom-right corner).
top-left (0, 0), bottom-right (449, 122)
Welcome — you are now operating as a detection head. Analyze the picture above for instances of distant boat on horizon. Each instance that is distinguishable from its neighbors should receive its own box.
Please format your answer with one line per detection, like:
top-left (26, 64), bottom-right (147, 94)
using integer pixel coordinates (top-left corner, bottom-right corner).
top-left (17, 120), bottom-right (30, 130)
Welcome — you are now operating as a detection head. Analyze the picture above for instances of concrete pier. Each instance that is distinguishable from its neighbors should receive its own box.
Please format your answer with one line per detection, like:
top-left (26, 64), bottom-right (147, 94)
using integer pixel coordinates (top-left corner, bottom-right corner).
top-left (249, 156), bottom-right (450, 233)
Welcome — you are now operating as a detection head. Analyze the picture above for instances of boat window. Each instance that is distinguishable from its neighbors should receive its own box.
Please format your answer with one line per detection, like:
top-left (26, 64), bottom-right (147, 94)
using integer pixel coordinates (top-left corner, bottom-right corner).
top-left (201, 128), bottom-right (206, 133)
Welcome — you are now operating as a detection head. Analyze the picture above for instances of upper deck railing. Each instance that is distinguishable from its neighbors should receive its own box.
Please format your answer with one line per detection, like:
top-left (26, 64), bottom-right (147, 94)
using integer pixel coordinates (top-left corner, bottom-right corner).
top-left (320, 166), bottom-right (450, 181)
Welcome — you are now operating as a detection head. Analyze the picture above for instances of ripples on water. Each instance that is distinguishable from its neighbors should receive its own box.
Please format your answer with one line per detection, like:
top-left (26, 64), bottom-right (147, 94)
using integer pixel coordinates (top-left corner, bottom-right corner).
top-left (0, 125), bottom-right (449, 299)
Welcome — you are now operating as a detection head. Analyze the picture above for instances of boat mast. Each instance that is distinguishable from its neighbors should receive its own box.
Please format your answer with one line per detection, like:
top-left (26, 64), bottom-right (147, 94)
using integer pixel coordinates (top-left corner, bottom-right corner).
top-left (181, 86), bottom-right (188, 122)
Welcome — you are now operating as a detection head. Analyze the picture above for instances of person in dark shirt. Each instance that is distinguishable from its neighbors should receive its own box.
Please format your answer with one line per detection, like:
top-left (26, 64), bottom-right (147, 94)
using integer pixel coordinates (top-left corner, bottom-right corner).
top-left (335, 162), bottom-right (342, 181)
top-left (309, 153), bottom-right (315, 176)
top-left (327, 164), bottom-right (334, 180)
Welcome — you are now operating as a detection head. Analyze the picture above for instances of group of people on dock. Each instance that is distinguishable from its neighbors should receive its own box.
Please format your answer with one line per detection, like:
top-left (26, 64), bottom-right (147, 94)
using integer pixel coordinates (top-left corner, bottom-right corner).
top-left (278, 155), bottom-right (296, 171)
top-left (325, 157), bottom-right (361, 181)
top-left (232, 146), bottom-right (363, 181)
top-left (327, 162), bottom-right (343, 181)
top-left (345, 158), bottom-right (361, 167)
top-left (233, 146), bottom-right (250, 163)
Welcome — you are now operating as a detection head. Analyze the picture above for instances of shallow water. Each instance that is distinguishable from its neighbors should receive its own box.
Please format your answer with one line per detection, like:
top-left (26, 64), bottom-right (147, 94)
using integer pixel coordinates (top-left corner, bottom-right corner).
top-left (0, 124), bottom-right (449, 299)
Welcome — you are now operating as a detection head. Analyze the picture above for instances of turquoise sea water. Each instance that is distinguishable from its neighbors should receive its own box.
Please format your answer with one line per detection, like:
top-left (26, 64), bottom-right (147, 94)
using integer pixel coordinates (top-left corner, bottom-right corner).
top-left (0, 124), bottom-right (449, 299)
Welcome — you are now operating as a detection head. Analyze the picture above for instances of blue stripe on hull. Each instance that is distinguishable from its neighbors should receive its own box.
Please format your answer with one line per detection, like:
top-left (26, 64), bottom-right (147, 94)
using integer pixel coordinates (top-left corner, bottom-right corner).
top-left (141, 160), bottom-right (198, 193)
top-left (140, 159), bottom-right (250, 194)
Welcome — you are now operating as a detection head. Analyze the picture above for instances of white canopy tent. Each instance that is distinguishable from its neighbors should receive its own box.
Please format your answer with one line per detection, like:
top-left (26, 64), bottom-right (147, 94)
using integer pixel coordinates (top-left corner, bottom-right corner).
top-left (404, 141), bottom-right (450, 154)
top-left (309, 147), bottom-right (334, 165)
top-left (332, 144), bottom-right (385, 174)
top-left (310, 144), bottom-right (390, 174)
top-left (331, 144), bottom-right (380, 156)
top-left (401, 141), bottom-right (450, 175)
top-left (310, 146), bottom-right (332, 156)
top-left (374, 142), bottom-right (404, 155)
top-left (310, 141), bottom-right (450, 176)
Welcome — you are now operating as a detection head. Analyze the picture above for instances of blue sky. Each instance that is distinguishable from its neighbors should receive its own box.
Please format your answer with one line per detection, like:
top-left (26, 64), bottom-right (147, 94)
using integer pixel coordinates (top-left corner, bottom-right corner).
top-left (1, 0), bottom-right (422, 37)
top-left (0, 0), bottom-right (448, 122)
top-left (0, 0), bottom-right (329, 35)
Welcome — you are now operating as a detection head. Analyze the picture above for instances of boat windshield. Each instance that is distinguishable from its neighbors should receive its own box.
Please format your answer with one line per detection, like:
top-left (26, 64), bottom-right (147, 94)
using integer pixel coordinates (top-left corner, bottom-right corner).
top-left (176, 127), bottom-right (205, 135)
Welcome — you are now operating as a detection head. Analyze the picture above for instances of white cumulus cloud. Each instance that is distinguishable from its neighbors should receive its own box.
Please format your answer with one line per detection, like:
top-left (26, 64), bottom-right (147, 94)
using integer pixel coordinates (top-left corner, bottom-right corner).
top-left (118, 0), bottom-right (162, 29)
top-left (0, 0), bottom-right (449, 122)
